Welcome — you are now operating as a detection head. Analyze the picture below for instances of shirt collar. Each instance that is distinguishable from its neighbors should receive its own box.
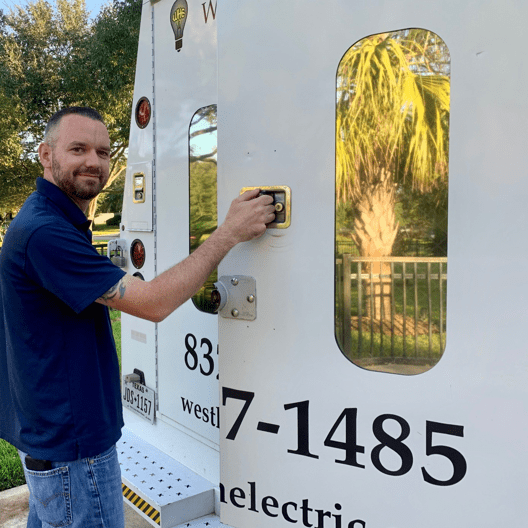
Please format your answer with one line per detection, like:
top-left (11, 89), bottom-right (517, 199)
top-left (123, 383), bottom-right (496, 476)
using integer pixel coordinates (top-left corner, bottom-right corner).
top-left (36, 178), bottom-right (92, 233)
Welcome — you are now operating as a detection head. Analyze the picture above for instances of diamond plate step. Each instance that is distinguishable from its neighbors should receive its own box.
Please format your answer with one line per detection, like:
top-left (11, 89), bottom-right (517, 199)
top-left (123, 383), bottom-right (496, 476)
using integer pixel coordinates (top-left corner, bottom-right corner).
top-left (172, 514), bottom-right (232, 528)
top-left (118, 428), bottom-right (215, 528)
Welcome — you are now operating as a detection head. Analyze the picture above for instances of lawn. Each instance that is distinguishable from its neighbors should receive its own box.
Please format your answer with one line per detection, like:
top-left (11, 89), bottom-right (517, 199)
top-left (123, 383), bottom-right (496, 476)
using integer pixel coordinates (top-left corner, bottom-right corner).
top-left (0, 310), bottom-right (122, 492)
top-left (92, 222), bottom-right (120, 239)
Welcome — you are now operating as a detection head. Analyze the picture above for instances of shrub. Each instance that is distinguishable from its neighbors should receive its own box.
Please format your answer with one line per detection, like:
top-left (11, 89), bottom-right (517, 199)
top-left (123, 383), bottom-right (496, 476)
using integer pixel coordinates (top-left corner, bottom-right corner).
top-left (106, 214), bottom-right (122, 227)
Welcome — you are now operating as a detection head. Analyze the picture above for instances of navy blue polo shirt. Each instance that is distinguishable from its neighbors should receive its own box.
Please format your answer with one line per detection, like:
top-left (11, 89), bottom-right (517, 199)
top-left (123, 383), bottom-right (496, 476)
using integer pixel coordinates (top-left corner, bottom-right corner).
top-left (0, 178), bottom-right (126, 461)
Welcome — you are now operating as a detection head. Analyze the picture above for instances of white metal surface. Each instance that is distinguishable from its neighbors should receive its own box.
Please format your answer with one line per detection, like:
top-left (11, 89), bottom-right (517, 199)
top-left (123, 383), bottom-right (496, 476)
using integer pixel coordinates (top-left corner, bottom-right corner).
top-left (120, 0), bottom-right (221, 486)
top-left (121, 0), bottom-right (528, 527)
top-left (152, 0), bottom-right (219, 452)
top-left (118, 428), bottom-right (215, 527)
top-left (217, 1), bottom-right (528, 527)
top-left (121, 0), bottom-right (158, 437)
top-left (172, 515), bottom-right (231, 528)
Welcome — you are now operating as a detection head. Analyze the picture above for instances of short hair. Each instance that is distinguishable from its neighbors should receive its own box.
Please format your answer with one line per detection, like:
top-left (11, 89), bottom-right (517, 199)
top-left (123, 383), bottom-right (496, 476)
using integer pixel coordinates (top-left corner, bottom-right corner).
top-left (43, 107), bottom-right (106, 147)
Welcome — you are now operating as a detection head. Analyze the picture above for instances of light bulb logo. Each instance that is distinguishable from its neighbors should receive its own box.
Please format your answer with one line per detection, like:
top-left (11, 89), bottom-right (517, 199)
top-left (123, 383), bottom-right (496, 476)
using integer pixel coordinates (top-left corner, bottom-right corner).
top-left (170, 0), bottom-right (188, 52)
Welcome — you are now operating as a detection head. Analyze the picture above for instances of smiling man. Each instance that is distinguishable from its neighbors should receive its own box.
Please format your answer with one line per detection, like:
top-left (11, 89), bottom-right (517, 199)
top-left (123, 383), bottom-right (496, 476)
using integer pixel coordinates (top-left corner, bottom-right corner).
top-left (41, 110), bottom-right (111, 206)
top-left (0, 107), bottom-right (275, 528)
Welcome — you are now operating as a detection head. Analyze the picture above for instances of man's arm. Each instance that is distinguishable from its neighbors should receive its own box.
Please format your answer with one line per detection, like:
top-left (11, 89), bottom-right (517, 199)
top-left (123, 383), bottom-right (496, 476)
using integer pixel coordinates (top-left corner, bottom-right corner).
top-left (96, 189), bottom-right (275, 322)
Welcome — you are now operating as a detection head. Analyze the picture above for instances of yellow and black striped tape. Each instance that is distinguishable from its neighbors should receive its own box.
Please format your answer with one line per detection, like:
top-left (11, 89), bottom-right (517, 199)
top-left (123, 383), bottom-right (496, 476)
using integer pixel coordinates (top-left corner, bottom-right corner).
top-left (122, 483), bottom-right (161, 525)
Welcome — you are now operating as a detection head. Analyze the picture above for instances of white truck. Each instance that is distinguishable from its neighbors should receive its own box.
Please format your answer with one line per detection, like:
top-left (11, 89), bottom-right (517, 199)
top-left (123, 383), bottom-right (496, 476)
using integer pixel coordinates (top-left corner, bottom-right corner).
top-left (110, 1), bottom-right (528, 527)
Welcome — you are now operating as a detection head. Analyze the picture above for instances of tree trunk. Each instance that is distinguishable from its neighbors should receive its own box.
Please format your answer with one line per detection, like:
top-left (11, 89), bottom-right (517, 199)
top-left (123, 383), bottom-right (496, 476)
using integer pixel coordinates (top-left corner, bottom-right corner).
top-left (351, 168), bottom-right (398, 320)
top-left (87, 195), bottom-right (99, 223)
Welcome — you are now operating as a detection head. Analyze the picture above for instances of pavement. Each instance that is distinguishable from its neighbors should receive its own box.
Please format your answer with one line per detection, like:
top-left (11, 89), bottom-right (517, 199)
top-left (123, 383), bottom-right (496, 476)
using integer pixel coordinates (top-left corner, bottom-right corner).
top-left (0, 484), bottom-right (152, 528)
top-left (92, 234), bottom-right (119, 240)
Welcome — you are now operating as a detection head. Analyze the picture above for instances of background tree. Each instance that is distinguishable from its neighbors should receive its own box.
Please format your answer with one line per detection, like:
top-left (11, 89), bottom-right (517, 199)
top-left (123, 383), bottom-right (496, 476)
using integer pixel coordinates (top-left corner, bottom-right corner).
top-left (0, 0), bottom-right (141, 219)
top-left (336, 29), bottom-right (450, 318)
top-left (95, 166), bottom-right (125, 216)
top-left (0, 89), bottom-right (36, 217)
top-left (189, 105), bottom-right (217, 251)
top-left (65, 0), bottom-right (142, 219)
top-left (189, 105), bottom-right (217, 312)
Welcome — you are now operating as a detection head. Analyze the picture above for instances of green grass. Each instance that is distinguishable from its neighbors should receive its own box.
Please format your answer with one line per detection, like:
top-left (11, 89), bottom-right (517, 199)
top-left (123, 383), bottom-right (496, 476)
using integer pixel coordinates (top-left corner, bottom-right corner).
top-left (110, 309), bottom-right (122, 372)
top-left (338, 326), bottom-right (445, 362)
top-left (91, 223), bottom-right (120, 237)
top-left (0, 311), bottom-right (122, 492)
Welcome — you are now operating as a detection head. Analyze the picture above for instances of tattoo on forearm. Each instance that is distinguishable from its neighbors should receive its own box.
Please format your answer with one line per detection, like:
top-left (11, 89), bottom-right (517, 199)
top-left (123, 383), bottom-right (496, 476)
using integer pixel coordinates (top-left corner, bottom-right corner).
top-left (99, 278), bottom-right (127, 302)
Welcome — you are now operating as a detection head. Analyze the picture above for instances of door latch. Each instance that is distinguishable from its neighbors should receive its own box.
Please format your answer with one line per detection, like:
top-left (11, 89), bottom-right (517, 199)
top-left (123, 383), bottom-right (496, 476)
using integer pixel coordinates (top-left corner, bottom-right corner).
top-left (241, 186), bottom-right (291, 229)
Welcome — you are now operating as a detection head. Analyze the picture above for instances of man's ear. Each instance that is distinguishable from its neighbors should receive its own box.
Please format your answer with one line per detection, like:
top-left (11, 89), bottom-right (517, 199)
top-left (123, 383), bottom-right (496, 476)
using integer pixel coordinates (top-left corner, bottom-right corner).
top-left (38, 142), bottom-right (52, 170)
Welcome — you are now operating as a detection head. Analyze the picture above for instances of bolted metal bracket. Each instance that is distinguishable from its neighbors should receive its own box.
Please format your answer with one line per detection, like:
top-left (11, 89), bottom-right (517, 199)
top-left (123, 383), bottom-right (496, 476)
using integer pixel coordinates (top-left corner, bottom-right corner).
top-left (213, 276), bottom-right (256, 321)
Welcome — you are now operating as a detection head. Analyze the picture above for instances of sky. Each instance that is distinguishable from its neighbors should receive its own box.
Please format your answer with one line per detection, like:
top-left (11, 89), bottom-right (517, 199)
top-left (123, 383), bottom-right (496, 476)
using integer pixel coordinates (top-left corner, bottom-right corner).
top-left (1, 0), bottom-right (113, 21)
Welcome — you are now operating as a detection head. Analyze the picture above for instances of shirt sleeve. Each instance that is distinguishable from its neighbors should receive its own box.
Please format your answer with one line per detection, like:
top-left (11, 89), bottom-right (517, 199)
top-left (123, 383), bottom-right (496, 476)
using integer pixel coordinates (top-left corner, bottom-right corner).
top-left (24, 222), bottom-right (126, 314)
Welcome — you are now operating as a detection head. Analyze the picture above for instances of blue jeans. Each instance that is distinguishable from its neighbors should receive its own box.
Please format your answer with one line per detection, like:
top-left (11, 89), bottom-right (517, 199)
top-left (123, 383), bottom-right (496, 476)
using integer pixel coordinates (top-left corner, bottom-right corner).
top-left (18, 445), bottom-right (125, 528)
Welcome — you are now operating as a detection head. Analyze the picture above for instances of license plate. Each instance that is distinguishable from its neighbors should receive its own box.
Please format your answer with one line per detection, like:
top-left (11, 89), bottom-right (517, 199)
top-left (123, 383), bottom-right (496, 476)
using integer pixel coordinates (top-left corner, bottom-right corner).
top-left (122, 379), bottom-right (156, 424)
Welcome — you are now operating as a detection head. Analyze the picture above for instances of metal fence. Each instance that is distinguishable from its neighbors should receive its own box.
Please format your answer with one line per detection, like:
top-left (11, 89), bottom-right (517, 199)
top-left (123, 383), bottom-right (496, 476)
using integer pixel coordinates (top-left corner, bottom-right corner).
top-left (93, 243), bottom-right (108, 257)
top-left (336, 256), bottom-right (447, 367)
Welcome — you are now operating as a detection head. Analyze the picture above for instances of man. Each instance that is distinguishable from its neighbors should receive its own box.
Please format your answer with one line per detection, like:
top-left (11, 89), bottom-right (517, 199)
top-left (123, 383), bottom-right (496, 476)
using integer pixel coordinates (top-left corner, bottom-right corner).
top-left (0, 107), bottom-right (275, 528)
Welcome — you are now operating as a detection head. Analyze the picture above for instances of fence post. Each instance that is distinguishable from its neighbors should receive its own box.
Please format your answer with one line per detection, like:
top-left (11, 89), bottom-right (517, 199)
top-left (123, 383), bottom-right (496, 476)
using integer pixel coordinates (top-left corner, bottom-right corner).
top-left (358, 260), bottom-right (362, 357)
top-left (336, 258), bottom-right (343, 347)
top-left (414, 262), bottom-right (419, 357)
top-left (342, 254), bottom-right (352, 356)
top-left (439, 262), bottom-right (444, 352)
top-left (403, 262), bottom-right (407, 358)
top-left (390, 262), bottom-right (395, 357)
top-left (427, 262), bottom-right (432, 355)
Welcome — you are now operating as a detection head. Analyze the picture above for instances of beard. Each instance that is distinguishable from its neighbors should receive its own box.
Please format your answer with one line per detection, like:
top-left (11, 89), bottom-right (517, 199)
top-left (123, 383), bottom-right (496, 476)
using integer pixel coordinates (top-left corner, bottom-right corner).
top-left (51, 156), bottom-right (107, 201)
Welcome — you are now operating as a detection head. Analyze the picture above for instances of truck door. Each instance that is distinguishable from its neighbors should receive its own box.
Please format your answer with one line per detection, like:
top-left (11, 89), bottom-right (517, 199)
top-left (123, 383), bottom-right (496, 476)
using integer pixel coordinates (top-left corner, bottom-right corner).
top-left (216, 1), bottom-right (528, 527)
top-left (120, 0), bottom-right (221, 485)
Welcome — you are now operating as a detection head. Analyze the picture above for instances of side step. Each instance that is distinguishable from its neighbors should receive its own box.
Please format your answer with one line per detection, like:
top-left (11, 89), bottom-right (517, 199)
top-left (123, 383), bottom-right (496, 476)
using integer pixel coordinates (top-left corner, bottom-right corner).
top-left (172, 514), bottom-right (232, 527)
top-left (117, 427), bottom-right (216, 528)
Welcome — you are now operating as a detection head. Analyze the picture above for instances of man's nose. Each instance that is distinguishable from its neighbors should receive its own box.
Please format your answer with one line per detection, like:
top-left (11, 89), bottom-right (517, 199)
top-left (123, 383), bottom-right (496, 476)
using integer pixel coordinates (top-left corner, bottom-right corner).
top-left (84, 148), bottom-right (102, 167)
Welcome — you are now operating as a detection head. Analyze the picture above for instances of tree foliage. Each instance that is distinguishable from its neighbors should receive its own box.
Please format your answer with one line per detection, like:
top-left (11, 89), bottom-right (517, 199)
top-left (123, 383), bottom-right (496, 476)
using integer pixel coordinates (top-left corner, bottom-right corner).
top-left (336, 29), bottom-right (450, 258)
top-left (337, 29), bottom-right (450, 201)
top-left (0, 0), bottom-right (141, 217)
top-left (0, 89), bottom-right (36, 216)
top-left (96, 165), bottom-right (125, 214)
top-left (189, 105), bottom-right (218, 251)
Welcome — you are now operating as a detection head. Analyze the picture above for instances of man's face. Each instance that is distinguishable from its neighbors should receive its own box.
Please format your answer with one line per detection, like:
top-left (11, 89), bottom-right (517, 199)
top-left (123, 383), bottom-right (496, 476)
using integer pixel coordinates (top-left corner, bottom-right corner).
top-left (45, 114), bottom-right (111, 205)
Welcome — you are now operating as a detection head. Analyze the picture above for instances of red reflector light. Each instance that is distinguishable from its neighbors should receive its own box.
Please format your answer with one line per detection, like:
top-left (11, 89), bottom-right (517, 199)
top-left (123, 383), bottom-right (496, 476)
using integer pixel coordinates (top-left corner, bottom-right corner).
top-left (130, 239), bottom-right (146, 269)
top-left (135, 97), bottom-right (151, 129)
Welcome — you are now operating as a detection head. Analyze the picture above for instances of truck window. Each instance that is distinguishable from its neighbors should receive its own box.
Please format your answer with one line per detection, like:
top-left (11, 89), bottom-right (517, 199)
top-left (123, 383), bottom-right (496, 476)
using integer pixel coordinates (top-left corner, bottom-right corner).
top-left (335, 29), bottom-right (450, 375)
top-left (189, 104), bottom-right (218, 313)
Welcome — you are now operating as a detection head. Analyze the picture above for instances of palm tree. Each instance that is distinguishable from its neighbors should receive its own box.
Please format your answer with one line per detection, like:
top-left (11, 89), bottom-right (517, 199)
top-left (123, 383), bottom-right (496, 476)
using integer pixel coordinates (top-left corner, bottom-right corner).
top-left (336, 29), bottom-right (450, 319)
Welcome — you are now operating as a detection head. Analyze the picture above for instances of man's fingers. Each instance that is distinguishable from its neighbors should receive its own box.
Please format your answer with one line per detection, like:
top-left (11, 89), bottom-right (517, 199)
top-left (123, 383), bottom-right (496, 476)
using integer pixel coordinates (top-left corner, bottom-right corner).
top-left (240, 188), bottom-right (261, 200)
top-left (222, 189), bottom-right (278, 243)
top-left (239, 188), bottom-right (274, 206)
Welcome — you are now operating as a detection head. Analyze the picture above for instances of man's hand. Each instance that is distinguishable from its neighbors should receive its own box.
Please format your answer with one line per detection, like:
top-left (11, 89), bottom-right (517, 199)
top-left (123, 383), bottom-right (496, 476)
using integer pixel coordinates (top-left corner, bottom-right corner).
top-left (219, 188), bottom-right (276, 245)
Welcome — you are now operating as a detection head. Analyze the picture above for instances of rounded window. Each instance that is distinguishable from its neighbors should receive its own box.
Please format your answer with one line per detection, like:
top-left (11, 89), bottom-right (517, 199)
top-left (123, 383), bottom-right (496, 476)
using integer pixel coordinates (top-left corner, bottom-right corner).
top-left (335, 29), bottom-right (450, 375)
